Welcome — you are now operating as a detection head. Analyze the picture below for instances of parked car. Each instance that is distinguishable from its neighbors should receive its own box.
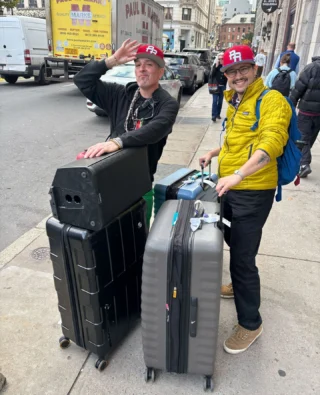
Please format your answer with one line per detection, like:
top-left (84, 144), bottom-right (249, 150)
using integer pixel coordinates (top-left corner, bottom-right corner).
top-left (182, 48), bottom-right (214, 82)
top-left (164, 53), bottom-right (205, 94)
top-left (0, 16), bottom-right (52, 84)
top-left (86, 61), bottom-right (182, 116)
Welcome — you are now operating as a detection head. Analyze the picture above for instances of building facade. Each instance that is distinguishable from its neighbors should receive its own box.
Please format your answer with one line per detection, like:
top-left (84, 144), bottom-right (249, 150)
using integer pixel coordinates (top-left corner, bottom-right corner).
top-left (219, 13), bottom-right (255, 49)
top-left (222, 0), bottom-right (252, 23)
top-left (157, 0), bottom-right (210, 52)
top-left (253, 0), bottom-right (320, 75)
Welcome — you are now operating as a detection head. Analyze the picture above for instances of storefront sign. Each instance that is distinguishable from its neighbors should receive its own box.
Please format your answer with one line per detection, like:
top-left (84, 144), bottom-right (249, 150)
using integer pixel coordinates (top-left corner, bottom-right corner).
top-left (261, 0), bottom-right (279, 14)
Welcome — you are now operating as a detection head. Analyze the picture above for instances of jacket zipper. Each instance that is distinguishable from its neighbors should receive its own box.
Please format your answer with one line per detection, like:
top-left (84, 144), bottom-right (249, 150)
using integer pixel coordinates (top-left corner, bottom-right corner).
top-left (248, 143), bottom-right (253, 159)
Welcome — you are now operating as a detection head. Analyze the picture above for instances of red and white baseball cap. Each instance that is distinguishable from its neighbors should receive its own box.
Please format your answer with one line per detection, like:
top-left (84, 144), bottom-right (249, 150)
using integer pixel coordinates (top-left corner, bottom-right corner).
top-left (135, 44), bottom-right (165, 67)
top-left (221, 45), bottom-right (255, 72)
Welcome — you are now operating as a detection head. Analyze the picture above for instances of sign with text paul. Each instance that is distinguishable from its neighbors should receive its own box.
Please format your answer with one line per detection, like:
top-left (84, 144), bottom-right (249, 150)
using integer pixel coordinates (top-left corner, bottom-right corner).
top-left (261, 0), bottom-right (279, 14)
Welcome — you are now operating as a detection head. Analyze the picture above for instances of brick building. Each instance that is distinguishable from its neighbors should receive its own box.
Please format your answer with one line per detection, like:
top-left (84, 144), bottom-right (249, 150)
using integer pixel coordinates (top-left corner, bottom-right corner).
top-left (219, 13), bottom-right (255, 49)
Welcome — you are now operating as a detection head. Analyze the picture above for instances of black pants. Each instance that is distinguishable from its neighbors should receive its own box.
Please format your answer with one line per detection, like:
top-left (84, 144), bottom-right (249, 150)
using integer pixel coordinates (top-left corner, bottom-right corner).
top-left (298, 113), bottom-right (320, 166)
top-left (256, 66), bottom-right (264, 78)
top-left (223, 189), bottom-right (275, 331)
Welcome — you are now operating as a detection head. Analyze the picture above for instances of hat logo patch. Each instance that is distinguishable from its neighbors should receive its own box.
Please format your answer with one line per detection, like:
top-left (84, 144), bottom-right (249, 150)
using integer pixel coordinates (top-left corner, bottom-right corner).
top-left (229, 50), bottom-right (242, 62)
top-left (146, 46), bottom-right (158, 55)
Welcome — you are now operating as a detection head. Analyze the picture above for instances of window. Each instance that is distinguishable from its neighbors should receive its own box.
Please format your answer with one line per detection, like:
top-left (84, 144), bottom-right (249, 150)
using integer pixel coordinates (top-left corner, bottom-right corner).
top-left (182, 8), bottom-right (191, 21)
top-left (41, 0), bottom-right (45, 7)
top-left (234, 8), bottom-right (237, 11)
top-left (16, 0), bottom-right (24, 8)
top-left (228, 34), bottom-right (230, 39)
top-left (164, 7), bottom-right (173, 20)
top-left (237, 35), bottom-right (240, 40)
top-left (248, 27), bottom-right (251, 31)
top-left (29, 0), bottom-right (37, 8)
top-left (240, 18), bottom-right (247, 23)
top-left (238, 27), bottom-right (240, 32)
top-left (228, 27), bottom-right (231, 32)
top-left (164, 67), bottom-right (174, 80)
top-left (232, 27), bottom-right (235, 32)
top-left (243, 27), bottom-right (246, 32)
top-left (232, 35), bottom-right (234, 40)
top-left (251, 18), bottom-right (255, 23)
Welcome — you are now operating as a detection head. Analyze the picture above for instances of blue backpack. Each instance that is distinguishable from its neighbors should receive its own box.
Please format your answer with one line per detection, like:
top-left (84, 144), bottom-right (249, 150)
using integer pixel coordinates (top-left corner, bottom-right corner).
top-left (254, 90), bottom-right (302, 202)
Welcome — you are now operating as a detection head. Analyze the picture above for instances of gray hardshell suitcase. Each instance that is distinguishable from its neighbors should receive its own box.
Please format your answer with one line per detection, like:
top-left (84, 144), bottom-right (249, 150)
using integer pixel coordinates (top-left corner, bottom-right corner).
top-left (141, 199), bottom-right (223, 391)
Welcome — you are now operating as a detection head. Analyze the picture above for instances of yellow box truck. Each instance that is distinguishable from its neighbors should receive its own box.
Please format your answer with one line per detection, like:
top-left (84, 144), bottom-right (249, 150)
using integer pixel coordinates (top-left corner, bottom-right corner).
top-left (45, 0), bottom-right (164, 81)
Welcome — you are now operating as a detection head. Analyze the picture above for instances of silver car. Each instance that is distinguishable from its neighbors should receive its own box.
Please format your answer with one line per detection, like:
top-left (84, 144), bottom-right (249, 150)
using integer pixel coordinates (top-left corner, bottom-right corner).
top-left (86, 61), bottom-right (182, 116)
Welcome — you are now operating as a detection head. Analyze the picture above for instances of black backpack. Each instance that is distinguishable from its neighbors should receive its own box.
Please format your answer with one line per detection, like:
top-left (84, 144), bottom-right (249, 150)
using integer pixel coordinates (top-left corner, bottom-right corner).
top-left (271, 68), bottom-right (292, 96)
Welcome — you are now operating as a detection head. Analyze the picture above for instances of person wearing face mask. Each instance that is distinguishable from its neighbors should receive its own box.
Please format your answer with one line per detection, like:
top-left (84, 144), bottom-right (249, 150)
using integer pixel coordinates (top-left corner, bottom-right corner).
top-left (208, 52), bottom-right (227, 122)
top-left (74, 39), bottom-right (179, 227)
top-left (199, 45), bottom-right (291, 355)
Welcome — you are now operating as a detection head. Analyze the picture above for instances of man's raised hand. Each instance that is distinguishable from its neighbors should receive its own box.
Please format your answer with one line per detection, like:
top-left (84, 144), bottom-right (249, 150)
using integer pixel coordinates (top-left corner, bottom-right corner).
top-left (113, 39), bottom-right (140, 65)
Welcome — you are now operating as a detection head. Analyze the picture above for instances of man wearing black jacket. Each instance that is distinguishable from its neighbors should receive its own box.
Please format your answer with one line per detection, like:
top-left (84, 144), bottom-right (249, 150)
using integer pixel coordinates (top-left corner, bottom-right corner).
top-left (290, 56), bottom-right (320, 178)
top-left (74, 39), bottom-right (179, 225)
top-left (208, 52), bottom-right (227, 122)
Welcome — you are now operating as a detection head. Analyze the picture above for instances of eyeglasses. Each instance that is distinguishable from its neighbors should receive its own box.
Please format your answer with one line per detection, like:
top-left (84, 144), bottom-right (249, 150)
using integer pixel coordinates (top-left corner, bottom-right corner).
top-left (225, 65), bottom-right (253, 77)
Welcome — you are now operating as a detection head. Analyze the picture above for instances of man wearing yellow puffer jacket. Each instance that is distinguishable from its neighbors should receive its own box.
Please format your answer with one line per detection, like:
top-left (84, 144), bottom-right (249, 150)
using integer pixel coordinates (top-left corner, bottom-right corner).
top-left (199, 45), bottom-right (291, 355)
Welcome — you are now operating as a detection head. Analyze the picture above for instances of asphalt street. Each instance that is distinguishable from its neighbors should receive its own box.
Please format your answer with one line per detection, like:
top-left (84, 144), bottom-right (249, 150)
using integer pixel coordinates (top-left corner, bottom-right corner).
top-left (0, 78), bottom-right (189, 252)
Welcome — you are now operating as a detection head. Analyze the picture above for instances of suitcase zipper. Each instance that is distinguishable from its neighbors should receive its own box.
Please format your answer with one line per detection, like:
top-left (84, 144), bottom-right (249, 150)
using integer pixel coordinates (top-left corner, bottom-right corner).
top-left (166, 200), bottom-right (194, 373)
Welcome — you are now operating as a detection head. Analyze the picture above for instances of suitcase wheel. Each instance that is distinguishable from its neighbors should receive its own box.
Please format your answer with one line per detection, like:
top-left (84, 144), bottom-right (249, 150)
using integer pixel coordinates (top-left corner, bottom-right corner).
top-left (203, 375), bottom-right (214, 392)
top-left (59, 336), bottom-right (71, 349)
top-left (95, 358), bottom-right (108, 372)
top-left (144, 367), bottom-right (155, 383)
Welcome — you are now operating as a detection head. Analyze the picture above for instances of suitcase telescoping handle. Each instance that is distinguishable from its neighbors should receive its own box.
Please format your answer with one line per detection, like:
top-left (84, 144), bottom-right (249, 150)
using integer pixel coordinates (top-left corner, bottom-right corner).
top-left (200, 160), bottom-right (212, 188)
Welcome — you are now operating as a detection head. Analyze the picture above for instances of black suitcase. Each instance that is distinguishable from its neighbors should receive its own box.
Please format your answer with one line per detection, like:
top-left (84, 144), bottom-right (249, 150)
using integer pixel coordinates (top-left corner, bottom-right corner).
top-left (46, 199), bottom-right (148, 371)
top-left (49, 147), bottom-right (152, 231)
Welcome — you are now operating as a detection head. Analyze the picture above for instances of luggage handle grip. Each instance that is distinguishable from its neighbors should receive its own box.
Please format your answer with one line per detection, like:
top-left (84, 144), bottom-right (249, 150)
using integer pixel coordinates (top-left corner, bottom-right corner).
top-left (200, 161), bottom-right (212, 189)
top-left (217, 193), bottom-right (225, 233)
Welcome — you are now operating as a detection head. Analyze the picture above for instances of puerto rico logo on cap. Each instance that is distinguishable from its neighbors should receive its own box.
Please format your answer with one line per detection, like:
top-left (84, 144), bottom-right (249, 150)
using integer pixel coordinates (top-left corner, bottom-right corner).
top-left (146, 46), bottom-right (158, 55)
top-left (229, 50), bottom-right (242, 62)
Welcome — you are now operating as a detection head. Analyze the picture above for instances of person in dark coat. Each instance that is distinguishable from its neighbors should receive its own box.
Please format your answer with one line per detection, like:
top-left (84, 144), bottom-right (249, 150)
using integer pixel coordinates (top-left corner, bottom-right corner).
top-left (209, 52), bottom-right (227, 122)
top-left (74, 39), bottom-right (179, 226)
top-left (290, 56), bottom-right (320, 178)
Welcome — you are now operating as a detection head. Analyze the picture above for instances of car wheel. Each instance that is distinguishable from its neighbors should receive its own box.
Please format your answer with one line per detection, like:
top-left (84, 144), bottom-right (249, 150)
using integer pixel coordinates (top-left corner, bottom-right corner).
top-left (4, 75), bottom-right (18, 84)
top-left (37, 66), bottom-right (50, 85)
top-left (95, 112), bottom-right (108, 117)
top-left (187, 78), bottom-right (196, 95)
top-left (177, 89), bottom-right (182, 106)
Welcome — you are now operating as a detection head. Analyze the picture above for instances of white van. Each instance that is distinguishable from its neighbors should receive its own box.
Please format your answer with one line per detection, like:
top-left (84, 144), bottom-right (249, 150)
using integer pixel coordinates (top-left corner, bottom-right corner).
top-left (0, 16), bottom-right (49, 84)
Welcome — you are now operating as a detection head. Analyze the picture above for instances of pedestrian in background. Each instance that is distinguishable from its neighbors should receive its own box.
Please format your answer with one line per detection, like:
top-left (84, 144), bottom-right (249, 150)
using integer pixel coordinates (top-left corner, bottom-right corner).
top-left (199, 45), bottom-right (290, 355)
top-left (208, 52), bottom-right (227, 122)
top-left (265, 53), bottom-right (297, 96)
top-left (274, 42), bottom-right (300, 73)
top-left (290, 56), bottom-right (320, 178)
top-left (254, 49), bottom-right (266, 78)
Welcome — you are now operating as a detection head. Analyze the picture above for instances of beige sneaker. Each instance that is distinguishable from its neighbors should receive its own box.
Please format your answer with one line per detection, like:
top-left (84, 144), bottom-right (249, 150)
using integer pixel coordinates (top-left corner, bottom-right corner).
top-left (224, 324), bottom-right (263, 354)
top-left (220, 283), bottom-right (234, 298)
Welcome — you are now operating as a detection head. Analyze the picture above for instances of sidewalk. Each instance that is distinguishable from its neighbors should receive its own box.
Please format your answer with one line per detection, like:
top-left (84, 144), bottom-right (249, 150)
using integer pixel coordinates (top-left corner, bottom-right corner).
top-left (0, 85), bottom-right (319, 395)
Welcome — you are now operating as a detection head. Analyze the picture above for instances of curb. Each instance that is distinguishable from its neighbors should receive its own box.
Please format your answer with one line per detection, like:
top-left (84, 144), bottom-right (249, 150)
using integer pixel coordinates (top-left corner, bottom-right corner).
top-left (0, 215), bottom-right (51, 270)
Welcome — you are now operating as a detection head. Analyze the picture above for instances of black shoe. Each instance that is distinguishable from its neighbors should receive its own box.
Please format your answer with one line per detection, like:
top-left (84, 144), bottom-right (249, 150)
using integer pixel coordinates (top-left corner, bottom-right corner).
top-left (212, 117), bottom-right (216, 122)
top-left (299, 164), bottom-right (312, 178)
top-left (217, 115), bottom-right (221, 120)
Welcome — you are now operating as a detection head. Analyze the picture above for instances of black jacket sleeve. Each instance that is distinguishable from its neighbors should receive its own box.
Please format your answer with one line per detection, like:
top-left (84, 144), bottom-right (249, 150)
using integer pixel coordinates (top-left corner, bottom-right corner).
top-left (289, 65), bottom-right (311, 106)
top-left (120, 98), bottom-right (179, 147)
top-left (74, 60), bottom-right (124, 115)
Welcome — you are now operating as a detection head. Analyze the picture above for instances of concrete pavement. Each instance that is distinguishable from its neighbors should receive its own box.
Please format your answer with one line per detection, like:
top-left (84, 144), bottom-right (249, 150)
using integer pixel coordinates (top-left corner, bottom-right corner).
top-left (0, 85), bottom-right (319, 395)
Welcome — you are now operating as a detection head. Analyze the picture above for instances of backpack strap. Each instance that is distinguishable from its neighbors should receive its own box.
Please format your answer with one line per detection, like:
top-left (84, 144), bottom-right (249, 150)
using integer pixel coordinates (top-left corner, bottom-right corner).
top-left (250, 90), bottom-right (270, 131)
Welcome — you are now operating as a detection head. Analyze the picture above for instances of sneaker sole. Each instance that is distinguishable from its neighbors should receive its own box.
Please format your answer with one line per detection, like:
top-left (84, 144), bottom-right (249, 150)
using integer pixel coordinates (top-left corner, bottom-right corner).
top-left (220, 295), bottom-right (234, 299)
top-left (223, 327), bottom-right (263, 355)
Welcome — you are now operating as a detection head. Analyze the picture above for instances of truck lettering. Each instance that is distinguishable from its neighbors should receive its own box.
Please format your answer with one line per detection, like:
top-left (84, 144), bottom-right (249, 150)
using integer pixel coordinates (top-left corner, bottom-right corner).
top-left (125, 2), bottom-right (140, 18)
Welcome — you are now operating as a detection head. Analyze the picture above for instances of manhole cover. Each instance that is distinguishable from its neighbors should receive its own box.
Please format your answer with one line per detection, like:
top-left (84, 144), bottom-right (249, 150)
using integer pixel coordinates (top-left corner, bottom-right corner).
top-left (31, 247), bottom-right (50, 261)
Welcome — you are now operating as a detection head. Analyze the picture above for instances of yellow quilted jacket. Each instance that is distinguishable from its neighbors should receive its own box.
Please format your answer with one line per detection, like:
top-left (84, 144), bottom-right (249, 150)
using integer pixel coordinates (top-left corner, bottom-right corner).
top-left (218, 78), bottom-right (291, 190)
